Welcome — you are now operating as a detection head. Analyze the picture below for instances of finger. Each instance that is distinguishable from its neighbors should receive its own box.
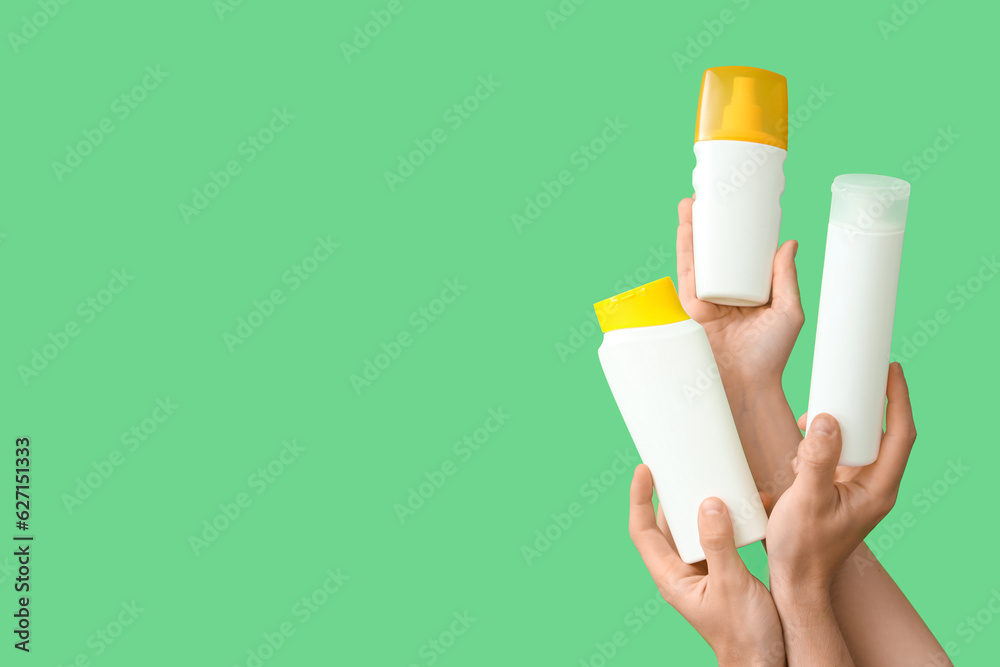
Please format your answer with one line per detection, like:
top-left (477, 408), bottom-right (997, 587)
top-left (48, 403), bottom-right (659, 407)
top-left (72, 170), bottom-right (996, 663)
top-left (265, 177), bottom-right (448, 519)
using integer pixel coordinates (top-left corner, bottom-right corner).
top-left (797, 412), bottom-right (807, 431)
top-left (629, 465), bottom-right (684, 581)
top-left (796, 414), bottom-right (843, 497)
top-left (697, 497), bottom-right (744, 584)
top-left (771, 240), bottom-right (803, 319)
top-left (675, 197), bottom-right (698, 305)
top-left (856, 363), bottom-right (917, 496)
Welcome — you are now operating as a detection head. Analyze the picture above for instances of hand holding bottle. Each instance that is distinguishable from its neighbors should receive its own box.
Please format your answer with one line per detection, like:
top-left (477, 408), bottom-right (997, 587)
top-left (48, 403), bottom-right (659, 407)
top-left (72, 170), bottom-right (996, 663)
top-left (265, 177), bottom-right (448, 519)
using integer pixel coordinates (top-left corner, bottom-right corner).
top-left (628, 464), bottom-right (785, 667)
top-left (765, 364), bottom-right (916, 664)
top-left (767, 363), bottom-right (915, 588)
top-left (676, 196), bottom-right (804, 391)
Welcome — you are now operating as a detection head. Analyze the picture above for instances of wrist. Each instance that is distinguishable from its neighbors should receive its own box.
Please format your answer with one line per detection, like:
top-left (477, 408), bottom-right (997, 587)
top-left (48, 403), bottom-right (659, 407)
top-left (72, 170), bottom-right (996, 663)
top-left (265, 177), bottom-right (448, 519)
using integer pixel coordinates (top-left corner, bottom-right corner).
top-left (715, 361), bottom-right (784, 400)
top-left (714, 642), bottom-right (785, 667)
top-left (770, 572), bottom-right (835, 625)
top-left (709, 615), bottom-right (787, 667)
top-left (717, 370), bottom-right (786, 417)
top-left (714, 630), bottom-right (786, 667)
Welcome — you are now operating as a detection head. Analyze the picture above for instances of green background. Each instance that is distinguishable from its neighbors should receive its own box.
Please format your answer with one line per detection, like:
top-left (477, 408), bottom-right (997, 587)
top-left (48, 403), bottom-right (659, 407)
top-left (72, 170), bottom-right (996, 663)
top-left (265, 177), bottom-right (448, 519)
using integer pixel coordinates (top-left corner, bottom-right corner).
top-left (3, 0), bottom-right (998, 664)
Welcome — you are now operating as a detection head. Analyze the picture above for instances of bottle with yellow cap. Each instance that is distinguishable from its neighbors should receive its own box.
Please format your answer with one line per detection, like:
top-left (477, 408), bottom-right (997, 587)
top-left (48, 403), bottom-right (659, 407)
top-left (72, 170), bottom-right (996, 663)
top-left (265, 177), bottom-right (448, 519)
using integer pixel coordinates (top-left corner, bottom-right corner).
top-left (594, 276), bottom-right (767, 563)
top-left (692, 65), bottom-right (788, 306)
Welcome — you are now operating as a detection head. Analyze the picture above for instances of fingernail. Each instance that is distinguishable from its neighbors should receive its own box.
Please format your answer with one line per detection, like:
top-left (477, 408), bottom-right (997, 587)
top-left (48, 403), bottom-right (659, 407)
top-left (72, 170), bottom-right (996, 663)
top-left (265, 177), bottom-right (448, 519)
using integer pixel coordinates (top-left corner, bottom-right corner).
top-left (702, 498), bottom-right (724, 515)
top-left (792, 240), bottom-right (799, 258)
top-left (896, 362), bottom-right (905, 378)
top-left (811, 415), bottom-right (835, 436)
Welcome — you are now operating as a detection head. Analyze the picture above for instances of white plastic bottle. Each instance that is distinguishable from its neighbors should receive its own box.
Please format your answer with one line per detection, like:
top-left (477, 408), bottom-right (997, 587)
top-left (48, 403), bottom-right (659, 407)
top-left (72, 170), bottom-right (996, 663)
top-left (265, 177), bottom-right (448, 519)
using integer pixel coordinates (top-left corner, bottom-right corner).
top-left (806, 174), bottom-right (911, 466)
top-left (595, 277), bottom-right (767, 563)
top-left (692, 66), bottom-right (788, 306)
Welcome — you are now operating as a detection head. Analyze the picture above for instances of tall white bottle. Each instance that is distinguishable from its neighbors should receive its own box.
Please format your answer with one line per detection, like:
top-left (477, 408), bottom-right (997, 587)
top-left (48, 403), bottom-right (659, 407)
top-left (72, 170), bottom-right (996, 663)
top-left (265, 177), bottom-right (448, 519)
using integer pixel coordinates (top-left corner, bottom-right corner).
top-left (692, 66), bottom-right (788, 306)
top-left (807, 174), bottom-right (911, 466)
top-left (595, 277), bottom-right (767, 563)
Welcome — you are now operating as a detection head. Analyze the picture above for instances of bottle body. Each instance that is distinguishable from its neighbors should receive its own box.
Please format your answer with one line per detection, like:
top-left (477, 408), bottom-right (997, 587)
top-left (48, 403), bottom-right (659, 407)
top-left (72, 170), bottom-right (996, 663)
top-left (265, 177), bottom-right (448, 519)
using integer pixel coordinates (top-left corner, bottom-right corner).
top-left (807, 224), bottom-right (905, 466)
top-left (597, 319), bottom-right (767, 563)
top-left (692, 139), bottom-right (786, 306)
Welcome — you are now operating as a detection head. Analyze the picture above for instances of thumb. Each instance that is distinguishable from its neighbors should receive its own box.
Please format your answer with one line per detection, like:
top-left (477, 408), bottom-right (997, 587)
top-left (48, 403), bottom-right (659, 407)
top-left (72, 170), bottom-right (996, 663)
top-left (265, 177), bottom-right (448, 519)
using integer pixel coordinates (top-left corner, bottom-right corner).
top-left (771, 240), bottom-right (803, 317)
top-left (697, 497), bottom-right (743, 583)
top-left (796, 414), bottom-right (842, 496)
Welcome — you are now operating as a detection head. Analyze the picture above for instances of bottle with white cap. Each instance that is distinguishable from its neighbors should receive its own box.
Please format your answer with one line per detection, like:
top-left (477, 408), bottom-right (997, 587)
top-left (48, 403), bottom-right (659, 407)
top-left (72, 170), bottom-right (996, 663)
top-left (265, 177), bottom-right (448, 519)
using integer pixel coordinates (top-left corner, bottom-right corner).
top-left (806, 174), bottom-right (911, 466)
top-left (692, 66), bottom-right (788, 306)
top-left (594, 276), bottom-right (767, 563)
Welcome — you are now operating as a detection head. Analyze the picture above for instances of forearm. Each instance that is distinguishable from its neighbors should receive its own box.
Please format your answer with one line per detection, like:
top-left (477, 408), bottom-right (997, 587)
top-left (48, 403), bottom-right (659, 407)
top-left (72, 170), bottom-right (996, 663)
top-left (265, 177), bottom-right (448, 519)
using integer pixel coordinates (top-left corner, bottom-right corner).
top-left (830, 543), bottom-right (952, 666)
top-left (721, 376), bottom-right (801, 503)
top-left (772, 584), bottom-right (854, 667)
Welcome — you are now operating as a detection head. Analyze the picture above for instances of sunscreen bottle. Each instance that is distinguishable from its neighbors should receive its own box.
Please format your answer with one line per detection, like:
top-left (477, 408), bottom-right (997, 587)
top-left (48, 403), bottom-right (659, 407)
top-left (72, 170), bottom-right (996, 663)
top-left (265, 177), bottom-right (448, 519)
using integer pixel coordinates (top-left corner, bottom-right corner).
top-left (595, 277), bottom-right (767, 563)
top-left (692, 66), bottom-right (788, 306)
top-left (807, 174), bottom-right (911, 466)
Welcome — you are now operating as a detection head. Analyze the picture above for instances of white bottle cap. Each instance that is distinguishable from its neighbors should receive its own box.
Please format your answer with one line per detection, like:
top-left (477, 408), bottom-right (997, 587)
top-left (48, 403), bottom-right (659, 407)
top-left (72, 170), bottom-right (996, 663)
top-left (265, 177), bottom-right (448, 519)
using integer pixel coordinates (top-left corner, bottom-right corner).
top-left (830, 174), bottom-right (910, 233)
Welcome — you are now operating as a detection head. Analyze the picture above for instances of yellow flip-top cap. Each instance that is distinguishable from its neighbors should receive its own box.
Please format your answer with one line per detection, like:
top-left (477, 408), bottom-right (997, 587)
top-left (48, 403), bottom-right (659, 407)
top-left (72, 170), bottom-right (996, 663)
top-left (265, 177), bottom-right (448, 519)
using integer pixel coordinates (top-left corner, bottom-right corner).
top-left (695, 66), bottom-right (788, 150)
top-left (594, 277), bottom-right (690, 333)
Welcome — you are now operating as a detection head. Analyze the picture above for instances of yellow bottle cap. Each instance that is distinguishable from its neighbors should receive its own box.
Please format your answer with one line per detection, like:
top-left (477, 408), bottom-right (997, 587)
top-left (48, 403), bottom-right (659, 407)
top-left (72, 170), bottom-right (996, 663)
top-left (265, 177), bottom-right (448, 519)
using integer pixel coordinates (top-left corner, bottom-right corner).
top-left (594, 276), bottom-right (690, 333)
top-left (695, 66), bottom-right (788, 150)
